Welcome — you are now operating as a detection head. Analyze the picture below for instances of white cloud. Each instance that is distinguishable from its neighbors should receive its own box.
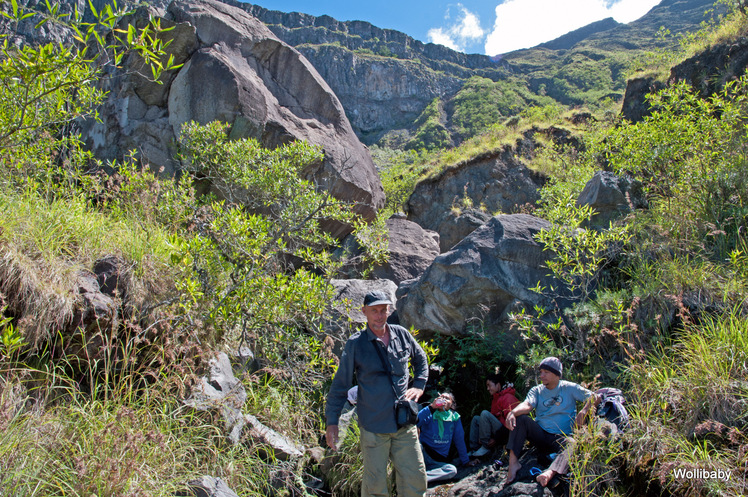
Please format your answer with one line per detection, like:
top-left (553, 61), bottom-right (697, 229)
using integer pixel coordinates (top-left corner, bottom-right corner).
top-left (427, 27), bottom-right (461, 50)
top-left (484, 0), bottom-right (660, 55)
top-left (427, 4), bottom-right (485, 52)
top-left (609, 0), bottom-right (661, 22)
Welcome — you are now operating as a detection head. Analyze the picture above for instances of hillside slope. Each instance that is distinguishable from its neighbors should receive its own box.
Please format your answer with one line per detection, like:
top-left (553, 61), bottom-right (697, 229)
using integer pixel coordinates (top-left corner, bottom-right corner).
top-left (237, 0), bottom-right (718, 145)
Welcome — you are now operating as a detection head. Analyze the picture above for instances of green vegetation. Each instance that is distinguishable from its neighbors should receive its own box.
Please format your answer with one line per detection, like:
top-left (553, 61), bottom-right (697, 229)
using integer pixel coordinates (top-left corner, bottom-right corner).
top-left (450, 76), bottom-right (555, 139)
top-left (376, 103), bottom-right (585, 215)
top-left (405, 97), bottom-right (451, 151)
top-left (0, 2), bottom-right (381, 495)
top-left (625, 311), bottom-right (748, 496)
top-left (3, 0), bottom-right (748, 496)
top-left (376, 4), bottom-right (748, 495)
top-left (503, 8), bottom-right (748, 493)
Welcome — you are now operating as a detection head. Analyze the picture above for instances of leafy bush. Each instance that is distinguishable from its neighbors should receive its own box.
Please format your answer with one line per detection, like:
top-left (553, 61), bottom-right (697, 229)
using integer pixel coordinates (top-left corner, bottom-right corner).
top-left (594, 75), bottom-right (748, 261)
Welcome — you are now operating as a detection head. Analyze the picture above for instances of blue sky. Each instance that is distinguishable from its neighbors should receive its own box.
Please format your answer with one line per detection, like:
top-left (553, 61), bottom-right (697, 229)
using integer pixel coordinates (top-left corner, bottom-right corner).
top-left (248, 0), bottom-right (662, 55)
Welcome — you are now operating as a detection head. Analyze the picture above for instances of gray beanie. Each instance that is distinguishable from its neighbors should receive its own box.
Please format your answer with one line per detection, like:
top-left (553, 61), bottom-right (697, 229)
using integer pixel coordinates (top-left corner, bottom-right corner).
top-left (539, 356), bottom-right (563, 377)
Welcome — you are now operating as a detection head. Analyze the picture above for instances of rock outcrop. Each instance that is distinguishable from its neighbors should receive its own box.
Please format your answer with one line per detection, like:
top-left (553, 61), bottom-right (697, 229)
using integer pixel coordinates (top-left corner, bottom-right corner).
top-left (620, 76), bottom-right (666, 123)
top-left (406, 148), bottom-right (546, 252)
top-left (397, 214), bottom-right (564, 343)
top-left (576, 171), bottom-right (646, 229)
top-left (621, 27), bottom-right (748, 124)
top-left (336, 215), bottom-right (440, 284)
top-left (187, 476), bottom-right (241, 497)
top-left (78, 0), bottom-right (384, 237)
top-left (238, 1), bottom-right (506, 143)
top-left (184, 352), bottom-right (305, 459)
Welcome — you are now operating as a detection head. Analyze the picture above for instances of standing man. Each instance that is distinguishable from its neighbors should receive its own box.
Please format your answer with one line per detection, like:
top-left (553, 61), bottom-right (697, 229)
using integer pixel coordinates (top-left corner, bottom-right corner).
top-left (326, 291), bottom-right (429, 497)
top-left (503, 357), bottom-right (599, 484)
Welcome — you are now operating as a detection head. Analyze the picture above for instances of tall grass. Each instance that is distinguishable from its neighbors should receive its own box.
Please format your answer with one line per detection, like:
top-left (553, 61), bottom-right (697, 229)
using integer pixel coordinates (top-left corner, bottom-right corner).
top-left (623, 310), bottom-right (748, 496)
top-left (0, 187), bottom-right (174, 268)
top-left (0, 359), bottom-right (289, 497)
top-left (0, 187), bottom-right (178, 348)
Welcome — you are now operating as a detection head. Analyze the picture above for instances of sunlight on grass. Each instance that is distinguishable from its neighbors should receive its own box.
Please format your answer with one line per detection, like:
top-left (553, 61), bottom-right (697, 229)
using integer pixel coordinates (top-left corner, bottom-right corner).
top-left (0, 188), bottom-right (174, 270)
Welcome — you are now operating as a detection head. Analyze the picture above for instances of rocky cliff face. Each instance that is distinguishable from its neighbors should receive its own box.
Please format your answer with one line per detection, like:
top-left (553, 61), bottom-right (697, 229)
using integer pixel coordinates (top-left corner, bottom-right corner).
top-left (8, 0), bottom-right (386, 237)
top-left (405, 146), bottom-right (546, 252)
top-left (226, 0), bottom-right (508, 144)
top-left (621, 35), bottom-right (748, 123)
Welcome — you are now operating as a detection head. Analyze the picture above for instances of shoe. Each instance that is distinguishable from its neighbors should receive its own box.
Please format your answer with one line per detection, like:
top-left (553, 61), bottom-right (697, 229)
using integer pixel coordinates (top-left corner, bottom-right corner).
top-left (471, 445), bottom-right (490, 457)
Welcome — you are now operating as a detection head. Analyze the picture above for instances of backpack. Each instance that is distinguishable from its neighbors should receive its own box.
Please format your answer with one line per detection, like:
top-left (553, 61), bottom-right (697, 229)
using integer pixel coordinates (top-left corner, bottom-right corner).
top-left (595, 387), bottom-right (629, 433)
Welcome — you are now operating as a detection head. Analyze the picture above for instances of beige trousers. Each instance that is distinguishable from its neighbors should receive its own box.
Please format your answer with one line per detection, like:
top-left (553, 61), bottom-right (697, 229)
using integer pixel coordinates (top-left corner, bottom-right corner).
top-left (359, 424), bottom-right (427, 497)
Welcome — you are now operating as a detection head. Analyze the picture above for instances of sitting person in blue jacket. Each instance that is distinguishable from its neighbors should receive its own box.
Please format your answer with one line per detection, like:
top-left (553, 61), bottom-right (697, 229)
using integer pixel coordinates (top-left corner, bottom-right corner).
top-left (417, 392), bottom-right (475, 483)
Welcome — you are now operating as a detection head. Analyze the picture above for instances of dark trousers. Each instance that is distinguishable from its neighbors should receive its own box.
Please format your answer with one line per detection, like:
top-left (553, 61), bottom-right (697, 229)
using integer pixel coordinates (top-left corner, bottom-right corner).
top-left (507, 414), bottom-right (564, 457)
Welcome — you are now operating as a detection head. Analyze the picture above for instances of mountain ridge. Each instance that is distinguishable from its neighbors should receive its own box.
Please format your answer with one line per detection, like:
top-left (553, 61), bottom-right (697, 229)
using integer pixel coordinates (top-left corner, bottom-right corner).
top-left (232, 0), bottom-right (718, 145)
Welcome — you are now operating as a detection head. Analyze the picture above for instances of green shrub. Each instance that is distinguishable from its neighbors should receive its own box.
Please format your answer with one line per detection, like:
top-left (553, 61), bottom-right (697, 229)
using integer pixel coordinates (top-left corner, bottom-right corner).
top-left (593, 75), bottom-right (748, 261)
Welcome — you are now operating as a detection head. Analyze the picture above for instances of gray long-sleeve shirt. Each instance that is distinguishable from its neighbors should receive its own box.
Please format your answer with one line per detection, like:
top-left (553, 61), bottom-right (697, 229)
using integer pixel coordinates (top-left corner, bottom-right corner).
top-left (325, 324), bottom-right (429, 434)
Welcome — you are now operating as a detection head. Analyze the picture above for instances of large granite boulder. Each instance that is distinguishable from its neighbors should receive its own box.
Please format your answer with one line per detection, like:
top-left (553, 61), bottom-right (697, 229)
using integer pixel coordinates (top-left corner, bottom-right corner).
top-left (80, 0), bottom-right (384, 238)
top-left (576, 171), bottom-right (646, 229)
top-left (336, 215), bottom-right (440, 285)
top-left (397, 214), bottom-right (564, 343)
top-left (406, 147), bottom-right (546, 252)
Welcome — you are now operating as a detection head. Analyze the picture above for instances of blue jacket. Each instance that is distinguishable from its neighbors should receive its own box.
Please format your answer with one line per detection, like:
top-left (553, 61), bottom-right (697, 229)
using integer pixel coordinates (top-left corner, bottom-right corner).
top-left (417, 406), bottom-right (470, 465)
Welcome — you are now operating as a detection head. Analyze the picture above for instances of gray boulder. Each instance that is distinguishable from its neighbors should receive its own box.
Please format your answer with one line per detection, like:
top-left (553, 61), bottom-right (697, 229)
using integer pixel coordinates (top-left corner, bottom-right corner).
top-left (244, 413), bottom-right (304, 460)
top-left (336, 215), bottom-right (440, 284)
top-left (183, 352), bottom-right (304, 459)
top-left (80, 0), bottom-right (384, 238)
top-left (397, 214), bottom-right (564, 344)
top-left (576, 171), bottom-right (646, 229)
top-left (406, 148), bottom-right (546, 252)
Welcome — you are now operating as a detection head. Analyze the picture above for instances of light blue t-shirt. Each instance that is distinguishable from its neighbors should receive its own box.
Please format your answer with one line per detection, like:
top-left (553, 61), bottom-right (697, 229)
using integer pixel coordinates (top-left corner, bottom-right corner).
top-left (525, 380), bottom-right (592, 435)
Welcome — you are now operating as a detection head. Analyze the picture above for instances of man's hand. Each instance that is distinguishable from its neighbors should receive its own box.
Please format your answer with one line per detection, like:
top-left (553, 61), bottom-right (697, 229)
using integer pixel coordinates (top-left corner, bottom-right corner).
top-left (404, 387), bottom-right (423, 402)
top-left (575, 393), bottom-right (601, 428)
top-left (506, 411), bottom-right (517, 431)
top-left (506, 401), bottom-right (533, 431)
top-left (326, 425), bottom-right (340, 451)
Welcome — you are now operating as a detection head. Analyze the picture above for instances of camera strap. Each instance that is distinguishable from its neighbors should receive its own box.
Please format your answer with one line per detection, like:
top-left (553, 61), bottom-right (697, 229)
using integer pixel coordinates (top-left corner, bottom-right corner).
top-left (372, 328), bottom-right (403, 401)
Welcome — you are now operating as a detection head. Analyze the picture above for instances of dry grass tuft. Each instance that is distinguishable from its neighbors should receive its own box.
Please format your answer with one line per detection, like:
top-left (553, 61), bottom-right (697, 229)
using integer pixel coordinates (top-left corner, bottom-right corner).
top-left (0, 246), bottom-right (77, 348)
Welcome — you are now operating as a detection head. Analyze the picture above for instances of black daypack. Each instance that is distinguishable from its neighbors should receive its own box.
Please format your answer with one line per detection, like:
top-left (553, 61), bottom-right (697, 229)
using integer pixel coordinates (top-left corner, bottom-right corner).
top-left (595, 387), bottom-right (630, 433)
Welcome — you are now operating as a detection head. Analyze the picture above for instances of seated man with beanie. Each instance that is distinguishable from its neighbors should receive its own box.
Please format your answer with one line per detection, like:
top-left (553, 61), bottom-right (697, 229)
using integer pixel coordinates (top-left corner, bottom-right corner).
top-left (503, 356), bottom-right (599, 485)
